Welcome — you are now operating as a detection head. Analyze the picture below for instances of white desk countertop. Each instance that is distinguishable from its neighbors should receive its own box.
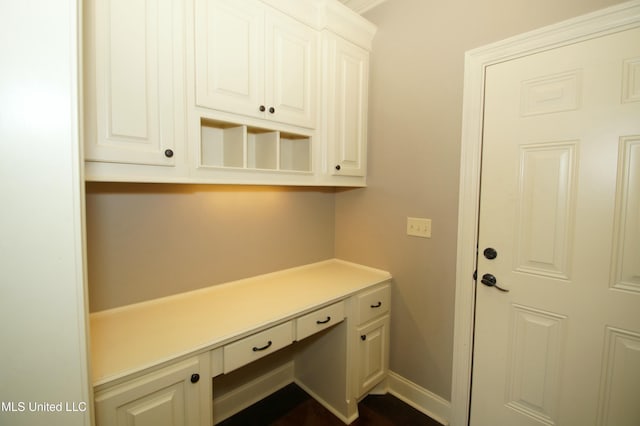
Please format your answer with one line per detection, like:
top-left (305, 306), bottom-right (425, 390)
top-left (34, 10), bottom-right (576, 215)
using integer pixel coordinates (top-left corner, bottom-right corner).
top-left (90, 259), bottom-right (392, 387)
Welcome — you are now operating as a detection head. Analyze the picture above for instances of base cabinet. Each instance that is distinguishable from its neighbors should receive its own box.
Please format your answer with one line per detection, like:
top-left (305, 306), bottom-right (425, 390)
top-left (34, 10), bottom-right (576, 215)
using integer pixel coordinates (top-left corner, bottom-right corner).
top-left (94, 355), bottom-right (211, 426)
top-left (90, 263), bottom-right (391, 426)
top-left (352, 283), bottom-right (390, 398)
top-left (356, 315), bottom-right (389, 397)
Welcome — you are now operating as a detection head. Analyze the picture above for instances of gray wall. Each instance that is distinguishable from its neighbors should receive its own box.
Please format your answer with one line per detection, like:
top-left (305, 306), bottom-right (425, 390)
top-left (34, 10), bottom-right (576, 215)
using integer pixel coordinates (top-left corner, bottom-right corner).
top-left (86, 183), bottom-right (335, 312)
top-left (334, 0), bottom-right (627, 401)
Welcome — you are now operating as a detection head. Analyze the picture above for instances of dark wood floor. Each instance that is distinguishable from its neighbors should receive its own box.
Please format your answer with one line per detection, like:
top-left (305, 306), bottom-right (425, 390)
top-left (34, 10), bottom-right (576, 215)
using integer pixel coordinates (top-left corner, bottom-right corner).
top-left (219, 383), bottom-right (442, 426)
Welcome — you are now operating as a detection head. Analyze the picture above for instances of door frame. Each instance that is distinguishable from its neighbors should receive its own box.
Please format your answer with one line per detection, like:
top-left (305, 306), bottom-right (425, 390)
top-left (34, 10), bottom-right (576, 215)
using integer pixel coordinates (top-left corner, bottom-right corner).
top-left (450, 2), bottom-right (640, 425)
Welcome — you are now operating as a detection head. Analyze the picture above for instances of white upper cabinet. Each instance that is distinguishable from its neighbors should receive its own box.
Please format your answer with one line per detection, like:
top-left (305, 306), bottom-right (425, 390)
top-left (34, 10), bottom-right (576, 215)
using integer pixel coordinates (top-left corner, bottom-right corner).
top-left (83, 0), bottom-right (185, 168)
top-left (325, 33), bottom-right (369, 178)
top-left (195, 0), bottom-right (318, 129)
top-left (83, 0), bottom-right (375, 186)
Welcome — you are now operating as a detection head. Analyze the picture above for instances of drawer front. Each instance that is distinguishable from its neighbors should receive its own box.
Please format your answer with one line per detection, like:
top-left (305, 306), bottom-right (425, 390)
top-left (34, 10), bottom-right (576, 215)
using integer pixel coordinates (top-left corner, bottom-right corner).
top-left (223, 321), bottom-right (293, 374)
top-left (357, 284), bottom-right (390, 325)
top-left (296, 301), bottom-right (345, 341)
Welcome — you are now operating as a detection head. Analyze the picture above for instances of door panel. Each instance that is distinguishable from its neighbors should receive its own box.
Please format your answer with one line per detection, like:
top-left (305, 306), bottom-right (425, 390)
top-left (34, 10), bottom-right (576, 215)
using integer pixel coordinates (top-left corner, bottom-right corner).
top-left (611, 136), bottom-right (640, 293)
top-left (514, 141), bottom-right (577, 279)
top-left (472, 27), bottom-right (640, 426)
top-left (596, 326), bottom-right (640, 426)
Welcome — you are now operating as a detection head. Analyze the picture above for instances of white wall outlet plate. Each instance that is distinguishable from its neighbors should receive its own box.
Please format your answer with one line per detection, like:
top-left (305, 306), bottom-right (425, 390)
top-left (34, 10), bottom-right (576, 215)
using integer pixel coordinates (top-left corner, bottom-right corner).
top-left (407, 217), bottom-right (432, 238)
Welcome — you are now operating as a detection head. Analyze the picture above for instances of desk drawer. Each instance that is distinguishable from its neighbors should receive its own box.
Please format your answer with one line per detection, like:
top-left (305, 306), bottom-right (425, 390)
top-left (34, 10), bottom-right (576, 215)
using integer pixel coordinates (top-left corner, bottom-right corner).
top-left (357, 284), bottom-right (390, 325)
top-left (223, 321), bottom-right (293, 373)
top-left (296, 301), bottom-right (345, 341)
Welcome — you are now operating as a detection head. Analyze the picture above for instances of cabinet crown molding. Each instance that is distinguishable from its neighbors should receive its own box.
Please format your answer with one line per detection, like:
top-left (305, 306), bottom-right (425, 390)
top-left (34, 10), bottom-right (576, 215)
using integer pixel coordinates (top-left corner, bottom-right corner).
top-left (263, 0), bottom-right (377, 50)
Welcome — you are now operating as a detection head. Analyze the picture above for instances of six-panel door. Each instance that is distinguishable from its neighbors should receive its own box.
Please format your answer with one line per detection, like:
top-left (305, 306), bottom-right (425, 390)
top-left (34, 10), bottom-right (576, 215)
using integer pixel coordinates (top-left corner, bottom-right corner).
top-left (473, 26), bottom-right (640, 426)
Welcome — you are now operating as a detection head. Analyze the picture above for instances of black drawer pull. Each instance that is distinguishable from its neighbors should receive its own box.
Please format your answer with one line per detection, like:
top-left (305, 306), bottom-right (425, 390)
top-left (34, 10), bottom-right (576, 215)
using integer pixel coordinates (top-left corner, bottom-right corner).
top-left (370, 301), bottom-right (382, 308)
top-left (252, 341), bottom-right (273, 352)
top-left (316, 316), bottom-right (331, 324)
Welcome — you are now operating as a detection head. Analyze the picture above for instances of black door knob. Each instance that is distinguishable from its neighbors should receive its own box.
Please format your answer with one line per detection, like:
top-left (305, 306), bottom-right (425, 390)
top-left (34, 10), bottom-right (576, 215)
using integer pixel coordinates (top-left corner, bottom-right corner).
top-left (190, 373), bottom-right (200, 383)
top-left (164, 149), bottom-right (174, 158)
top-left (481, 273), bottom-right (497, 287)
top-left (483, 247), bottom-right (498, 260)
top-left (480, 273), bottom-right (509, 292)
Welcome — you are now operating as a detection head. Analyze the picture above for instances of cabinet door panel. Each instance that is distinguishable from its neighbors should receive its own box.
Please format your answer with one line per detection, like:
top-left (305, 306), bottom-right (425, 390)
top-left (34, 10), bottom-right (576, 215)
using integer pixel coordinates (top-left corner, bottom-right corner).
top-left (115, 383), bottom-right (185, 426)
top-left (328, 36), bottom-right (368, 177)
top-left (95, 356), bottom-right (209, 426)
top-left (357, 316), bottom-right (389, 396)
top-left (266, 11), bottom-right (318, 128)
top-left (85, 0), bottom-right (178, 166)
top-left (195, 0), bottom-right (264, 118)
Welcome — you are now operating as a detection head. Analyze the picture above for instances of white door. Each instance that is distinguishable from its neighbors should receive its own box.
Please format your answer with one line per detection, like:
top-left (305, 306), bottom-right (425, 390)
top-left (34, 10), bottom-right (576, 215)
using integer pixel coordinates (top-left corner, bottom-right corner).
top-left (472, 27), bottom-right (640, 426)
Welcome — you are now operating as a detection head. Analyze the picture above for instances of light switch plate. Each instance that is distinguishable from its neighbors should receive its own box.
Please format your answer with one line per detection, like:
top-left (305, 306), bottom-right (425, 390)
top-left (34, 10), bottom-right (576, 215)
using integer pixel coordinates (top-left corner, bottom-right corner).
top-left (407, 217), bottom-right (432, 238)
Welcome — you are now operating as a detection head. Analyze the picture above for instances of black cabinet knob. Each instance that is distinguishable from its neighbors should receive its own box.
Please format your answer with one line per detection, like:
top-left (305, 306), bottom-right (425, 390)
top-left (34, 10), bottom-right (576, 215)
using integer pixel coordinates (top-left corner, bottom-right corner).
top-left (190, 373), bottom-right (200, 383)
top-left (164, 149), bottom-right (174, 158)
top-left (335, 164), bottom-right (341, 171)
top-left (259, 105), bottom-right (266, 112)
top-left (268, 107), bottom-right (275, 114)
top-left (360, 335), bottom-right (366, 341)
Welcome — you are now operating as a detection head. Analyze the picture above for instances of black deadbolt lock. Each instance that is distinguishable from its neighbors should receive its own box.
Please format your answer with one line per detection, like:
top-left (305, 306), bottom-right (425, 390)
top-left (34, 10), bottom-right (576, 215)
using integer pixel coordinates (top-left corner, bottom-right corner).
top-left (483, 247), bottom-right (498, 260)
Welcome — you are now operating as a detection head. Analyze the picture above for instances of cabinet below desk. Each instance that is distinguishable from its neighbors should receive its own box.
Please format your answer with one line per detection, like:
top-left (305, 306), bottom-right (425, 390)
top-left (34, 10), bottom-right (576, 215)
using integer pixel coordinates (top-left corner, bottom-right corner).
top-left (91, 260), bottom-right (391, 426)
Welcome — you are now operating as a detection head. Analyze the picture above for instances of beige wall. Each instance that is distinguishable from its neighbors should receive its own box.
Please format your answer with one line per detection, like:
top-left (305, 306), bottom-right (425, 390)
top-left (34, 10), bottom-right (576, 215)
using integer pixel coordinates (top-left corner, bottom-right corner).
top-left (86, 183), bottom-right (335, 312)
top-left (334, 0), bottom-right (627, 401)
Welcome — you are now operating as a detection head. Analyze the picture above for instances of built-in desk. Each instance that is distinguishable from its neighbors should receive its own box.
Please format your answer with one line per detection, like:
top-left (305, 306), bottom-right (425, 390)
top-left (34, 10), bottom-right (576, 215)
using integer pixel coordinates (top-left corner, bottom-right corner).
top-left (90, 259), bottom-right (391, 426)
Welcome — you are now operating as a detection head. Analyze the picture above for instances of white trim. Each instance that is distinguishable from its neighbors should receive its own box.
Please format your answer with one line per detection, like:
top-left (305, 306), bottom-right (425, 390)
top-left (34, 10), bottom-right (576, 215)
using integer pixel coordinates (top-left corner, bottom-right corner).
top-left (451, 2), bottom-right (640, 426)
top-left (387, 371), bottom-right (451, 425)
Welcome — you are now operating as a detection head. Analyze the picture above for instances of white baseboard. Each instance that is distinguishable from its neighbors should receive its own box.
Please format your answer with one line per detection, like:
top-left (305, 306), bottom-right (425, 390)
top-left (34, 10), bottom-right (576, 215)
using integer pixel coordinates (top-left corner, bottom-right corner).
top-left (213, 362), bottom-right (295, 424)
top-left (386, 370), bottom-right (451, 426)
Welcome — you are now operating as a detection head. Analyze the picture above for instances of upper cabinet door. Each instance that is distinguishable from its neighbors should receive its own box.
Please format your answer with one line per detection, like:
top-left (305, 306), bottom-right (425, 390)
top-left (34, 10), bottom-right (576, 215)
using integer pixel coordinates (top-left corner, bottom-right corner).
top-left (194, 0), bottom-right (265, 120)
top-left (194, 0), bottom-right (318, 129)
top-left (84, 0), bottom-right (182, 166)
top-left (265, 11), bottom-right (318, 129)
top-left (327, 34), bottom-right (369, 177)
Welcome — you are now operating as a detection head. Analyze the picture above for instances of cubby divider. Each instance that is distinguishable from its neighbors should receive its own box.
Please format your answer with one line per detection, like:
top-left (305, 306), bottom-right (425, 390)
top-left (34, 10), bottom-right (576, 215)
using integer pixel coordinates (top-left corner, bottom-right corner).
top-left (199, 117), bottom-right (312, 173)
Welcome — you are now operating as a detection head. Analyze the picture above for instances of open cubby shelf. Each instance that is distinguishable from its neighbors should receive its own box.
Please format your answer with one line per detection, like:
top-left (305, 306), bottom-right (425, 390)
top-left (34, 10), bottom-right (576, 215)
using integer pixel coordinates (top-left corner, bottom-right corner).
top-left (200, 118), bottom-right (312, 173)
